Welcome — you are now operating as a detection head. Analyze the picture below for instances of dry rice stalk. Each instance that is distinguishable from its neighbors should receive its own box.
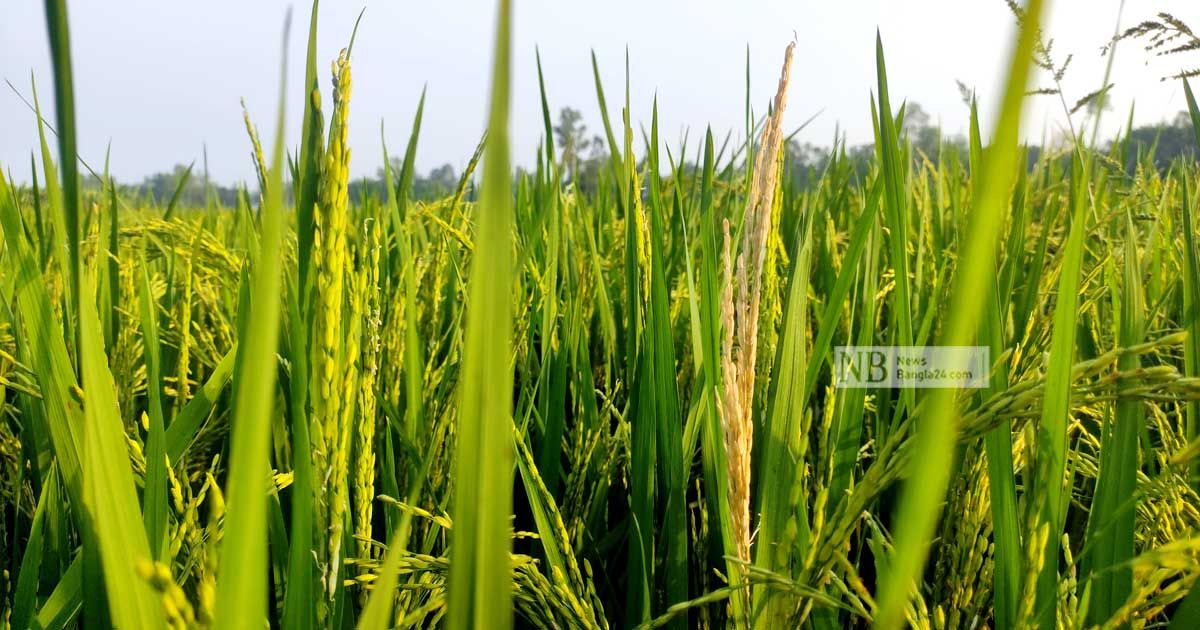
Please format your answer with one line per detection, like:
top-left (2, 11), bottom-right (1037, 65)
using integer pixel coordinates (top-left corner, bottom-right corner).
top-left (719, 219), bottom-right (748, 563)
top-left (719, 41), bottom-right (795, 564)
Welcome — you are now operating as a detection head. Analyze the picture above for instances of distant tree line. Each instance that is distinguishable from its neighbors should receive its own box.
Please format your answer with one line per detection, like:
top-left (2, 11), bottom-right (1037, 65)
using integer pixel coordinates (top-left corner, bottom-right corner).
top-left (1118, 111), bottom-right (1198, 171)
top-left (782, 101), bottom-right (1197, 188)
top-left (107, 102), bottom-right (1197, 208)
top-left (77, 163), bottom-right (244, 208)
top-left (347, 159), bottom-right (460, 203)
top-left (102, 159), bottom-right (464, 210)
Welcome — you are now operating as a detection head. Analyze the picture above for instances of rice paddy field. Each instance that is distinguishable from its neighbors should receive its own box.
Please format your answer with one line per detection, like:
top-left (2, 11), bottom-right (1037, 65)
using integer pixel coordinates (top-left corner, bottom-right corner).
top-left (6, 0), bottom-right (1200, 628)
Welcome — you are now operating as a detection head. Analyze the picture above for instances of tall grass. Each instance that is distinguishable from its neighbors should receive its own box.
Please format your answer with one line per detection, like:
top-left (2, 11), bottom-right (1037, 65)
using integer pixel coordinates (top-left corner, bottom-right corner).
top-left (446, 0), bottom-right (516, 628)
top-left (5, 1), bottom-right (1200, 629)
top-left (874, 0), bottom-right (1044, 627)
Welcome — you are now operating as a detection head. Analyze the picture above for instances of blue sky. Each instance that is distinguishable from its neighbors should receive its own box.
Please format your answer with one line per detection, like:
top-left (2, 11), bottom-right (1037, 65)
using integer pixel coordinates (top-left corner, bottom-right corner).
top-left (2, 0), bottom-right (1197, 186)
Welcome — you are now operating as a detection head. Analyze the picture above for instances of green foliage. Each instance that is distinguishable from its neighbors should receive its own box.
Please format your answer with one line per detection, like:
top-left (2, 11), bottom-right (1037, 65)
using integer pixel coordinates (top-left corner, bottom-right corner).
top-left (5, 2), bottom-right (1200, 629)
top-left (446, 1), bottom-right (516, 629)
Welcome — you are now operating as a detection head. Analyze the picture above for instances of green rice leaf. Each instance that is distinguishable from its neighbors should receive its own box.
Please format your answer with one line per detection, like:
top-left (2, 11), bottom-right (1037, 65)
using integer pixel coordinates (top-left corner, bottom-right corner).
top-left (211, 11), bottom-right (290, 628)
top-left (11, 465), bottom-right (58, 630)
top-left (446, 1), bottom-right (516, 628)
top-left (36, 555), bottom-right (82, 629)
top-left (42, 0), bottom-right (82, 333)
top-left (161, 161), bottom-right (195, 220)
top-left (137, 250), bottom-right (169, 559)
top-left (79, 267), bottom-right (164, 629)
top-left (873, 1), bottom-right (1045, 627)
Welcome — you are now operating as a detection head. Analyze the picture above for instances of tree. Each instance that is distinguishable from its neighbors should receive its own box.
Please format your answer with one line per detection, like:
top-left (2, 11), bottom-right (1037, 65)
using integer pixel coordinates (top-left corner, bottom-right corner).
top-left (1120, 111), bottom-right (1198, 171)
top-left (901, 102), bottom-right (950, 160)
top-left (553, 107), bottom-right (591, 183)
top-left (414, 163), bottom-right (457, 199)
top-left (902, 102), bottom-right (931, 135)
top-left (135, 163), bottom-right (239, 207)
top-left (358, 161), bottom-right (460, 202)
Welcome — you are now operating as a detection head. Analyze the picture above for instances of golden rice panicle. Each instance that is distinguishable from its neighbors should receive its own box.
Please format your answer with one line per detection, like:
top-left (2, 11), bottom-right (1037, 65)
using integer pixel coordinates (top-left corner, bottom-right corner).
top-left (304, 78), bottom-right (330, 575)
top-left (311, 47), bottom-right (355, 605)
top-left (197, 471), bottom-right (225, 627)
top-left (314, 48), bottom-right (353, 446)
top-left (137, 559), bottom-right (197, 630)
top-left (174, 232), bottom-right (197, 413)
top-left (328, 238), bottom-right (364, 600)
top-left (354, 217), bottom-right (382, 570)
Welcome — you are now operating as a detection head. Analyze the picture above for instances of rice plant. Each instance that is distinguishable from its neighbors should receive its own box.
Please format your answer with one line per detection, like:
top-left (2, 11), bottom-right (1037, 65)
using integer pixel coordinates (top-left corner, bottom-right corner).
top-left (5, 0), bottom-right (1200, 628)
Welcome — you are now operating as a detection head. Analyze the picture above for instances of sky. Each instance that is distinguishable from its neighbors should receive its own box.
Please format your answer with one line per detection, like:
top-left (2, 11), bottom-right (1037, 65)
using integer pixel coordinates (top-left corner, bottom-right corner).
top-left (2, 1), bottom-right (1198, 187)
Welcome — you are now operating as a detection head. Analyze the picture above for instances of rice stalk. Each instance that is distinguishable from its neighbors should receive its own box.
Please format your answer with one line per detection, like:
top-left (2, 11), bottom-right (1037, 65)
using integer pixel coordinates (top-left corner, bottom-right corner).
top-left (719, 40), bottom-right (794, 566)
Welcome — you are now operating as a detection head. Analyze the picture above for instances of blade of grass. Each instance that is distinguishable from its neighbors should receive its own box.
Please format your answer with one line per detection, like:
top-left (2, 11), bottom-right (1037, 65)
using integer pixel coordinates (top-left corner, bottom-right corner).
top-left (281, 6), bottom-right (320, 626)
top-left (0, 171), bottom-right (84, 511)
top-left (1181, 78), bottom-right (1200, 487)
top-left (100, 178), bottom-right (119, 351)
top-left (295, 0), bottom-right (321, 296)
top-left (43, 0), bottom-right (81, 332)
top-left (974, 95), bottom-right (1021, 630)
top-left (30, 77), bottom-right (75, 356)
top-left (161, 161), bottom-right (195, 220)
top-left (873, 35), bottom-right (914, 415)
top-left (211, 11), bottom-right (290, 628)
top-left (446, 1), bottom-right (515, 628)
top-left (801, 180), bottom-right (880, 407)
top-left (11, 464), bottom-right (58, 630)
top-left (137, 250), bottom-right (169, 559)
top-left (645, 101), bottom-right (688, 622)
top-left (282, 269), bottom-right (315, 630)
top-left (1082, 211), bottom-right (1142, 624)
top-left (79, 266), bottom-right (164, 629)
top-left (873, 1), bottom-right (1046, 627)
top-left (694, 128), bottom-right (746, 623)
top-left (35, 554), bottom-right (82, 629)
top-left (394, 88), bottom-right (426, 221)
top-left (753, 214), bottom-right (814, 625)
top-left (534, 103), bottom-right (566, 493)
top-left (28, 151), bottom-right (48, 264)
top-left (163, 345), bottom-right (238, 462)
top-left (827, 207), bottom-right (880, 520)
top-left (1033, 149), bottom-right (1091, 628)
